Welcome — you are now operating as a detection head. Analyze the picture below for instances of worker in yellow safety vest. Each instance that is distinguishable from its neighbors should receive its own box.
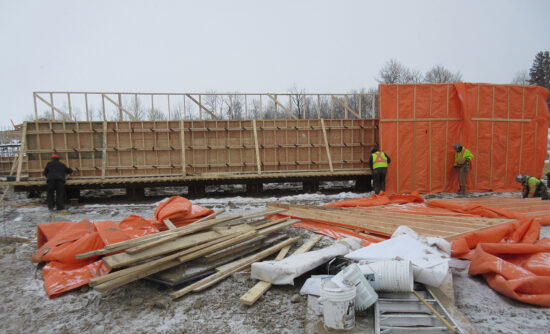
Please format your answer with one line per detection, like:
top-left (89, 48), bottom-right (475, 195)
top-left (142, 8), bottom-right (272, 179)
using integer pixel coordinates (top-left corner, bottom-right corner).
top-left (369, 147), bottom-right (391, 195)
top-left (453, 143), bottom-right (473, 195)
top-left (515, 174), bottom-right (549, 200)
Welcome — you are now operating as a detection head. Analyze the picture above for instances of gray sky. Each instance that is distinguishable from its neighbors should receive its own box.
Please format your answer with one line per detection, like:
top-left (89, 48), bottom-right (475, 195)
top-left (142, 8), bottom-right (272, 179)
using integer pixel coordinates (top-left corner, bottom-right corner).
top-left (1, 0), bottom-right (548, 127)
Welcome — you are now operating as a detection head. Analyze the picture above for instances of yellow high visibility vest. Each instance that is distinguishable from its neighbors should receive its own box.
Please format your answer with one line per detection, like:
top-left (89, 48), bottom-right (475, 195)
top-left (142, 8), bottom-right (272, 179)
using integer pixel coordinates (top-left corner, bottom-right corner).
top-left (372, 152), bottom-right (388, 169)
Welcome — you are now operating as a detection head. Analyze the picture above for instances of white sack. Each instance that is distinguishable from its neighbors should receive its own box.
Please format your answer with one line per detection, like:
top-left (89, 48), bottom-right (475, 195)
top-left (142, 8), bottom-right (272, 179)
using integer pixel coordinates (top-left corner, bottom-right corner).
top-left (345, 232), bottom-right (450, 287)
top-left (251, 237), bottom-right (362, 285)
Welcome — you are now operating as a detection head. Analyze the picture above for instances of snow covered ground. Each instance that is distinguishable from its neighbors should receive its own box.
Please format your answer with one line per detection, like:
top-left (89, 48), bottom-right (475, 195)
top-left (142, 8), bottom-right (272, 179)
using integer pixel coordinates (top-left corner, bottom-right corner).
top-left (0, 188), bottom-right (549, 334)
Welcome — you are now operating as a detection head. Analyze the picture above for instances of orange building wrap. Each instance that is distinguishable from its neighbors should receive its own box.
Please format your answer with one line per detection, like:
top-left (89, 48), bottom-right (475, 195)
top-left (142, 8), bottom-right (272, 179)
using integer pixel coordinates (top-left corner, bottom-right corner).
top-left (379, 83), bottom-right (550, 194)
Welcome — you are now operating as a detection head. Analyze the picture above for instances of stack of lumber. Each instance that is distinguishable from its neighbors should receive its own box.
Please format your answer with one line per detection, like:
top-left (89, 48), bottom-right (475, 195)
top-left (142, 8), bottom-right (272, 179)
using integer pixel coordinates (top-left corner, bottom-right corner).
top-left (79, 208), bottom-right (311, 299)
top-left (268, 202), bottom-right (514, 241)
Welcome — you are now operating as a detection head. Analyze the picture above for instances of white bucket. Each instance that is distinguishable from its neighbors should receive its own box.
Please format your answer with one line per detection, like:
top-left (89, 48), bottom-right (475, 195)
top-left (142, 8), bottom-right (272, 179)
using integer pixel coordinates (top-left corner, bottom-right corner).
top-left (340, 263), bottom-right (378, 311)
top-left (358, 260), bottom-right (413, 292)
top-left (320, 281), bottom-right (356, 330)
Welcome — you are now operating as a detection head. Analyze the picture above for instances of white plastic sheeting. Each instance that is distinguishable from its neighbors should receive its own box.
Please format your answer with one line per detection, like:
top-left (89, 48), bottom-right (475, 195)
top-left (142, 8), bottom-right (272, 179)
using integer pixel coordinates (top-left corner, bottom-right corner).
top-left (251, 237), bottom-right (362, 285)
top-left (345, 226), bottom-right (450, 287)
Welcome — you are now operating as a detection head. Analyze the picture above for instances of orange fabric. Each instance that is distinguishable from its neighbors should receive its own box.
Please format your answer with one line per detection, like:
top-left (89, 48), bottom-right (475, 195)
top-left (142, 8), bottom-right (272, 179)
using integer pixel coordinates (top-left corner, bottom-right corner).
top-left (444, 199), bottom-right (550, 306)
top-left (154, 196), bottom-right (192, 222)
top-left (34, 217), bottom-right (159, 298)
top-left (325, 192), bottom-right (424, 207)
top-left (468, 239), bottom-right (550, 307)
top-left (151, 201), bottom-right (214, 231)
top-left (43, 259), bottom-right (111, 298)
top-left (379, 83), bottom-right (550, 194)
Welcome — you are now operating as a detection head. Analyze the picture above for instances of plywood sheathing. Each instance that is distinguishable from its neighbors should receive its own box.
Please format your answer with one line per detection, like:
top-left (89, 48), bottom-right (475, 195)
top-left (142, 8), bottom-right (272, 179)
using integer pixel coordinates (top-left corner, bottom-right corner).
top-left (268, 202), bottom-right (513, 241)
top-left (20, 119), bottom-right (377, 179)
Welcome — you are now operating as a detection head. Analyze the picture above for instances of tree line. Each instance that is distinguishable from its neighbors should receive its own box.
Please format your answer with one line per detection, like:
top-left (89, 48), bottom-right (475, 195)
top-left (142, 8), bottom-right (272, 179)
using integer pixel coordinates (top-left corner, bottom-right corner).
top-left (25, 51), bottom-right (549, 122)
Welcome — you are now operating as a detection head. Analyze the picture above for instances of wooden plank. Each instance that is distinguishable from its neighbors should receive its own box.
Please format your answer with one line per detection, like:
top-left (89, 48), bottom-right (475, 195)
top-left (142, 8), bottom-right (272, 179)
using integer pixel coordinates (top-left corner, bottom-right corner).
top-left (103, 225), bottom-right (255, 269)
top-left (93, 230), bottom-right (259, 292)
top-left (320, 119), bottom-right (333, 172)
top-left (239, 234), bottom-right (322, 305)
top-left (15, 123), bottom-right (27, 182)
top-left (35, 94), bottom-right (71, 120)
top-left (77, 215), bottom-right (239, 259)
top-left (102, 94), bottom-right (137, 121)
top-left (252, 119), bottom-right (262, 174)
top-left (331, 95), bottom-right (361, 119)
top-left (266, 94), bottom-right (298, 120)
top-left (164, 218), bottom-right (176, 230)
top-left (101, 121), bottom-right (107, 179)
top-left (185, 94), bottom-right (219, 120)
top-left (170, 237), bottom-right (299, 299)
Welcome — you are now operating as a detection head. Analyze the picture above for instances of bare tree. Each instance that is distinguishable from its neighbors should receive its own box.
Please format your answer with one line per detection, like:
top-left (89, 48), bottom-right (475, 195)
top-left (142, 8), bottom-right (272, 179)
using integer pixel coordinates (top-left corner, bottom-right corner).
top-left (424, 64), bottom-right (462, 83)
top-left (511, 70), bottom-right (530, 85)
top-left (377, 59), bottom-right (422, 84)
top-left (288, 86), bottom-right (306, 119)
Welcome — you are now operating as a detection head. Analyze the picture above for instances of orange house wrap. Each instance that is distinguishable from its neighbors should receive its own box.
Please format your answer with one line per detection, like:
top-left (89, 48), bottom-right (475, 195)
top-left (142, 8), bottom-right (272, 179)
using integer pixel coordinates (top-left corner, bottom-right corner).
top-left (379, 83), bottom-right (549, 194)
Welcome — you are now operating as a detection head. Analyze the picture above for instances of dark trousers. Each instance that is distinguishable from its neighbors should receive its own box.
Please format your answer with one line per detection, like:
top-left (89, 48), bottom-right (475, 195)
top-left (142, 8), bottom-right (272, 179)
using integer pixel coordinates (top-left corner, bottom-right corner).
top-left (372, 167), bottom-right (387, 195)
top-left (47, 179), bottom-right (65, 210)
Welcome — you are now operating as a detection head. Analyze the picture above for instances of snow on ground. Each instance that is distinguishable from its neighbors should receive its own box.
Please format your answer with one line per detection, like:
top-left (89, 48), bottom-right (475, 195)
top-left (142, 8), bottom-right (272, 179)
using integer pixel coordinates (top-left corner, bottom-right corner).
top-left (1, 188), bottom-right (549, 334)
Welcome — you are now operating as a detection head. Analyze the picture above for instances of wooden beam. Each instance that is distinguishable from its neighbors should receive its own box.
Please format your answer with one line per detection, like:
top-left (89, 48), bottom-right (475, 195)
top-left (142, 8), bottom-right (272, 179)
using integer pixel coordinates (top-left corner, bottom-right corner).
top-left (320, 119), bottom-right (334, 172)
top-left (16, 123), bottom-right (27, 182)
top-left (266, 94), bottom-right (298, 120)
top-left (101, 121), bottom-right (107, 179)
top-left (252, 120), bottom-right (262, 174)
top-left (185, 94), bottom-right (219, 120)
top-left (180, 120), bottom-right (186, 175)
top-left (331, 95), bottom-right (361, 119)
top-left (102, 94), bottom-right (138, 121)
top-left (35, 94), bottom-right (72, 120)
top-left (239, 234), bottom-right (322, 305)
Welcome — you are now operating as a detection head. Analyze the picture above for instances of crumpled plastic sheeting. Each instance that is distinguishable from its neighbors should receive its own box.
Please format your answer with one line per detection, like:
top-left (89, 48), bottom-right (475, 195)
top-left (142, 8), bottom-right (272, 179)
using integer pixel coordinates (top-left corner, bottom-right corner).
top-left (345, 227), bottom-right (450, 287)
top-left (325, 192), bottom-right (424, 208)
top-left (35, 217), bottom-right (159, 298)
top-left (468, 238), bottom-right (550, 307)
top-left (251, 237), bottom-right (362, 285)
top-left (42, 259), bottom-right (111, 298)
top-left (153, 197), bottom-right (214, 230)
top-left (444, 199), bottom-right (550, 306)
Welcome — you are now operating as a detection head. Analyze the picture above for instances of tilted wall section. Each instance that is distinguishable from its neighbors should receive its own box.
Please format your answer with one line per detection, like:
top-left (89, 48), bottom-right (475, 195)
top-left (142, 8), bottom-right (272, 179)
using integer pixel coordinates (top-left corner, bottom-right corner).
top-left (22, 119), bottom-right (377, 179)
top-left (379, 83), bottom-right (550, 194)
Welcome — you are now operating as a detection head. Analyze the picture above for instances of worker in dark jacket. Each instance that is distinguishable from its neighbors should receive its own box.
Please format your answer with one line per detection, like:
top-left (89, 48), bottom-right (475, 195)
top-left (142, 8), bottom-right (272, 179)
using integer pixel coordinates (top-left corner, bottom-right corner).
top-left (369, 147), bottom-right (391, 195)
top-left (515, 174), bottom-right (549, 200)
top-left (44, 154), bottom-right (73, 210)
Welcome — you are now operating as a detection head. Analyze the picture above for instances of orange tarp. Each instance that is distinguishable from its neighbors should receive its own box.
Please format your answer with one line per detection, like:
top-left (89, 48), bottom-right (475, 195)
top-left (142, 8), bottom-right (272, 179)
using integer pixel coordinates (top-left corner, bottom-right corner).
top-left (433, 198), bottom-right (550, 307)
top-left (35, 196), bottom-right (211, 298)
top-left (379, 83), bottom-right (549, 194)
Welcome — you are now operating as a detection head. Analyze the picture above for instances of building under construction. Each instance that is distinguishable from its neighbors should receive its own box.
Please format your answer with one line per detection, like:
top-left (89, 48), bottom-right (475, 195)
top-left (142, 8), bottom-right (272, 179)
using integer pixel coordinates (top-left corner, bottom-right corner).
top-left (2, 82), bottom-right (549, 199)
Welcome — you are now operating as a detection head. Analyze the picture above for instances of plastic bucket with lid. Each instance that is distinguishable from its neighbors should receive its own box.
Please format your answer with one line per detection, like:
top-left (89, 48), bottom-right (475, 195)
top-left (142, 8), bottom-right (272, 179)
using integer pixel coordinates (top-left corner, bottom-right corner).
top-left (320, 280), bottom-right (356, 330)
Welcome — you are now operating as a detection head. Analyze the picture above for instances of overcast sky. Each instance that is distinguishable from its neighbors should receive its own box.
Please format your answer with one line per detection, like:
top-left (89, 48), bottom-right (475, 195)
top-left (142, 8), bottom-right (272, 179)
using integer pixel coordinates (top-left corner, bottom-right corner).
top-left (0, 0), bottom-right (548, 128)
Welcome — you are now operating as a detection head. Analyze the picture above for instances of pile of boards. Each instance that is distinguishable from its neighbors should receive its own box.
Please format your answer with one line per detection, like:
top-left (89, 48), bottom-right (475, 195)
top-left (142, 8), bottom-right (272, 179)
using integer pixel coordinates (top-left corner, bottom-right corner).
top-left (268, 202), bottom-right (514, 242)
top-left (78, 208), bottom-right (321, 301)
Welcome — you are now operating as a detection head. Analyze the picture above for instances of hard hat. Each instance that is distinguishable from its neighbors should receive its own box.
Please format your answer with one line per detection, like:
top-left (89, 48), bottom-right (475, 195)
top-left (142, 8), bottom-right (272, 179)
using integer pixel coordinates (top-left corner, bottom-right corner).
top-left (453, 143), bottom-right (462, 151)
top-left (371, 147), bottom-right (379, 154)
top-left (51, 154), bottom-right (60, 159)
top-left (515, 174), bottom-right (526, 183)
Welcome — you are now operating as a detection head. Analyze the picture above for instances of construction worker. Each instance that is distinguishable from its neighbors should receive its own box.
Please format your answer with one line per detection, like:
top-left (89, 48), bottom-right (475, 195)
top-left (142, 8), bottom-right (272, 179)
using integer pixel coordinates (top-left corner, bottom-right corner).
top-left (515, 174), bottom-right (549, 200)
top-left (369, 147), bottom-right (390, 195)
top-left (43, 154), bottom-right (73, 211)
top-left (453, 143), bottom-right (473, 195)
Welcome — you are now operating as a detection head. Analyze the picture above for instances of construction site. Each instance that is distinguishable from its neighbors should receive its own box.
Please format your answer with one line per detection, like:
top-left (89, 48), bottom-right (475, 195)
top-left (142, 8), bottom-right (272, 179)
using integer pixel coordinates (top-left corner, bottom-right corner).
top-left (1, 83), bottom-right (550, 334)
